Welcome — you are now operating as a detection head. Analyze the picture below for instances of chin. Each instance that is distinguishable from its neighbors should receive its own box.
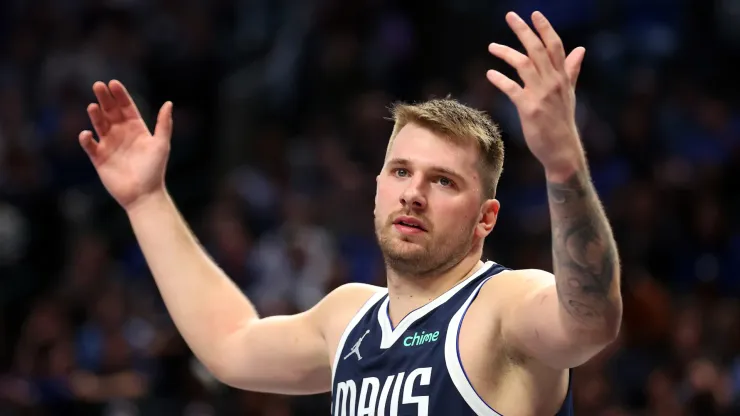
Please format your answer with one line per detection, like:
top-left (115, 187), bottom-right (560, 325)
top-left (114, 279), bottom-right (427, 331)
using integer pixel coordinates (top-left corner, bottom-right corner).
top-left (383, 251), bottom-right (449, 279)
top-left (379, 230), bottom-right (476, 278)
top-left (384, 240), bottom-right (426, 257)
top-left (378, 236), bottom-right (421, 257)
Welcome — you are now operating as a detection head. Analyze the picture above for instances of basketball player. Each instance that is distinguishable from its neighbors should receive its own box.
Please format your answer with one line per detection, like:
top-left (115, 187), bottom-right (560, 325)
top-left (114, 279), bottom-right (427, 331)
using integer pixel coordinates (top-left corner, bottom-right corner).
top-left (79, 11), bottom-right (621, 415)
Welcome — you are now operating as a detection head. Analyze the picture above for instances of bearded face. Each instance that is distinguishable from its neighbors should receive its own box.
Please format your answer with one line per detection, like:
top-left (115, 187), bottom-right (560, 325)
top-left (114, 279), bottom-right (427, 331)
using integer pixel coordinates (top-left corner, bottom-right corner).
top-left (374, 208), bottom-right (479, 278)
top-left (374, 123), bottom-right (498, 278)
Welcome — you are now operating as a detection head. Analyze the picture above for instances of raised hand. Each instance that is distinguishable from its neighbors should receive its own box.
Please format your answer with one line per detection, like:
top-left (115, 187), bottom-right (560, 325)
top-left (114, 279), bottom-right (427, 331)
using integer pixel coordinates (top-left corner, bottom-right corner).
top-left (486, 11), bottom-right (586, 176)
top-left (79, 80), bottom-right (173, 210)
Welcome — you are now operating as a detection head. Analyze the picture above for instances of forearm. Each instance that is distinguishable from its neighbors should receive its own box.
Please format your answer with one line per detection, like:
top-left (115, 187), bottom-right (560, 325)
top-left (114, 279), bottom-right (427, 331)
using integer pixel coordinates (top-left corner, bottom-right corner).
top-left (126, 191), bottom-right (259, 372)
top-left (545, 159), bottom-right (622, 341)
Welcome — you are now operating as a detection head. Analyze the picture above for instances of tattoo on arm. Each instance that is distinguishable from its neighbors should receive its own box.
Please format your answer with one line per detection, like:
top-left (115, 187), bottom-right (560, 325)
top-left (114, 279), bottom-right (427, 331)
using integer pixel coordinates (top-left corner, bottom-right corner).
top-left (547, 172), bottom-right (619, 331)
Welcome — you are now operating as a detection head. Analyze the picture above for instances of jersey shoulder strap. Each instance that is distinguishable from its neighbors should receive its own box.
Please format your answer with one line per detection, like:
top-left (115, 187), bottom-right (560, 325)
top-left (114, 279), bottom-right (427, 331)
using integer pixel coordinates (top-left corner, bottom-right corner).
top-left (331, 289), bottom-right (387, 383)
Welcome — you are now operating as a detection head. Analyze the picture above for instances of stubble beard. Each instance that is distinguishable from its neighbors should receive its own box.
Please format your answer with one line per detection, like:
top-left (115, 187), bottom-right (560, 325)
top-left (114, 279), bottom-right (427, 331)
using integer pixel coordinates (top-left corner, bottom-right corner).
top-left (375, 217), bottom-right (477, 279)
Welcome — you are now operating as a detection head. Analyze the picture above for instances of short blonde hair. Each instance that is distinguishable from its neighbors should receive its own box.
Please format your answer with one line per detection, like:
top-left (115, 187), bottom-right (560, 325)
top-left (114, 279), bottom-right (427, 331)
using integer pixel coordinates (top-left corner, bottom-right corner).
top-left (387, 98), bottom-right (504, 199)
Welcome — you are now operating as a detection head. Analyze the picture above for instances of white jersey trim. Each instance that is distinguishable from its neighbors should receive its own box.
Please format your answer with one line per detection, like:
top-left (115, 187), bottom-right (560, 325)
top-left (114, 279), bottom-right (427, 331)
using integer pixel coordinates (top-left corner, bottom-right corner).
top-left (444, 274), bottom-right (504, 416)
top-left (331, 289), bottom-right (388, 389)
top-left (377, 261), bottom-right (495, 350)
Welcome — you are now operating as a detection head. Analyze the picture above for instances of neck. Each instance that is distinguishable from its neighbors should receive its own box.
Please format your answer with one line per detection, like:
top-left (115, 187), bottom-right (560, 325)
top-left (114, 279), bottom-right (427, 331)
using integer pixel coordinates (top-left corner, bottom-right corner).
top-left (385, 252), bottom-right (484, 327)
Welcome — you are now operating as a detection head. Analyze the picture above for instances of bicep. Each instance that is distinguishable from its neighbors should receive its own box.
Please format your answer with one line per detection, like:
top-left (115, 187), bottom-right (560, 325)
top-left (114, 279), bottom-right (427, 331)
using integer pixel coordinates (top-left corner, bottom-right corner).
top-left (214, 311), bottom-right (331, 395)
top-left (500, 270), bottom-right (608, 370)
top-left (209, 283), bottom-right (379, 395)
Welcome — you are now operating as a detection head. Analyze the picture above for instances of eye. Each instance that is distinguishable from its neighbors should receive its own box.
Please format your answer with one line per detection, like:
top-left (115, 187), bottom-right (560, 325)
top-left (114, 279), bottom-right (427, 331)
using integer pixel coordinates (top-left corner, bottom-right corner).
top-left (394, 168), bottom-right (409, 177)
top-left (438, 177), bottom-right (454, 187)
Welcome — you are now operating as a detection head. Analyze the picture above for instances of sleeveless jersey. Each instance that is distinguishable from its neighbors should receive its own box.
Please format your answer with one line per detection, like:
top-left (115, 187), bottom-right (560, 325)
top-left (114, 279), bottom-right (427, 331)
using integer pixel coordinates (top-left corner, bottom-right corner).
top-left (331, 260), bottom-right (574, 416)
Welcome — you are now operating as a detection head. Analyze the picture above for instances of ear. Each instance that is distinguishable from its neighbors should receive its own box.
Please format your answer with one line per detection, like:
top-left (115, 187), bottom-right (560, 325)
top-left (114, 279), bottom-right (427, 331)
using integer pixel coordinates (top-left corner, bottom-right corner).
top-left (476, 198), bottom-right (500, 239)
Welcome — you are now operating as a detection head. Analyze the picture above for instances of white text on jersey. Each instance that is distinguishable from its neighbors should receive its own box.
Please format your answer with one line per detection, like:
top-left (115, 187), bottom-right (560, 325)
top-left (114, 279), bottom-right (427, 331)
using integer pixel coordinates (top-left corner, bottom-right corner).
top-left (334, 367), bottom-right (432, 416)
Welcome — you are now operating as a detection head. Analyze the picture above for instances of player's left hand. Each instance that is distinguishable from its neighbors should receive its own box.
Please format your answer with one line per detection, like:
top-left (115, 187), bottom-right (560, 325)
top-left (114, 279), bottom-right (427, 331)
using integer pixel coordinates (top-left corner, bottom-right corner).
top-left (486, 11), bottom-right (586, 175)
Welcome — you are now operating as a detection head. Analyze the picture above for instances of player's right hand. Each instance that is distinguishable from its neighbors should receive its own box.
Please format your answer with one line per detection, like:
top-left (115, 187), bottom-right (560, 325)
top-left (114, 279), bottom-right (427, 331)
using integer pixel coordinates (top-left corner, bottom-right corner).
top-left (79, 80), bottom-right (174, 211)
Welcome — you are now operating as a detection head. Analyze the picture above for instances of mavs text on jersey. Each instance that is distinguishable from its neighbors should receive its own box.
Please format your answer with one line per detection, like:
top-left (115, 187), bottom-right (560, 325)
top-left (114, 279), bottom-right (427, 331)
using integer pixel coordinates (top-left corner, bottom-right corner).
top-left (331, 261), bottom-right (574, 416)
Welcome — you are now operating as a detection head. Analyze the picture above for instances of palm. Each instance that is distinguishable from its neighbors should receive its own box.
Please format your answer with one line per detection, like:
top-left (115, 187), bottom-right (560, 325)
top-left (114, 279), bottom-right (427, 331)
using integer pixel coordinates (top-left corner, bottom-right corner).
top-left (79, 81), bottom-right (173, 209)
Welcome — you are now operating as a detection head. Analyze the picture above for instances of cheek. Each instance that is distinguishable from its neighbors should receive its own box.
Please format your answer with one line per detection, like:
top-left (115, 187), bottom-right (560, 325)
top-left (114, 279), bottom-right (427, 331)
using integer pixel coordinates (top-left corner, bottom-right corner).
top-left (437, 205), bottom-right (478, 232)
top-left (375, 180), bottom-right (397, 209)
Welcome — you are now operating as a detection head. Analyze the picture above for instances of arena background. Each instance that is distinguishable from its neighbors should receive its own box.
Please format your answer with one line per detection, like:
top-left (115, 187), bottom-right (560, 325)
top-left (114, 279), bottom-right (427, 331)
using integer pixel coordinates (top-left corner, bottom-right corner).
top-left (0, 0), bottom-right (739, 415)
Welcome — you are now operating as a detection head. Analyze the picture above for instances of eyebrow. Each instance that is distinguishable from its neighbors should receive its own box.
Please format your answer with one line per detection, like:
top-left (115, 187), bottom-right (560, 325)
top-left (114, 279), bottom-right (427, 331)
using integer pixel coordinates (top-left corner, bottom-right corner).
top-left (386, 158), bottom-right (467, 183)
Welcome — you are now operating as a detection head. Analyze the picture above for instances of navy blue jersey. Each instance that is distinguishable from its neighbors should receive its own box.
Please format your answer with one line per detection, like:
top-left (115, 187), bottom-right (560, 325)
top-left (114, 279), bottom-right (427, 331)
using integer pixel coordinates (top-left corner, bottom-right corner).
top-left (331, 260), bottom-right (574, 416)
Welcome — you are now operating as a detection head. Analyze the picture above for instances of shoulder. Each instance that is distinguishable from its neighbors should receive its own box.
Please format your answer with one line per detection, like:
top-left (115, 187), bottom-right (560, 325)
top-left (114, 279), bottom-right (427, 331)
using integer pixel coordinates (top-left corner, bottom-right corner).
top-left (459, 268), bottom-right (556, 365)
top-left (321, 283), bottom-right (387, 310)
top-left (464, 267), bottom-right (557, 348)
top-left (473, 268), bottom-right (556, 320)
top-left (311, 283), bottom-right (386, 337)
top-left (480, 268), bottom-right (555, 298)
top-left (462, 267), bottom-right (556, 321)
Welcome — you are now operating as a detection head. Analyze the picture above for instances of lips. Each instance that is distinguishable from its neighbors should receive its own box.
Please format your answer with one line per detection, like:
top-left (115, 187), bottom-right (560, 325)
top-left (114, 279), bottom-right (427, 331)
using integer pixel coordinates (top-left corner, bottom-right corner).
top-left (393, 216), bottom-right (427, 232)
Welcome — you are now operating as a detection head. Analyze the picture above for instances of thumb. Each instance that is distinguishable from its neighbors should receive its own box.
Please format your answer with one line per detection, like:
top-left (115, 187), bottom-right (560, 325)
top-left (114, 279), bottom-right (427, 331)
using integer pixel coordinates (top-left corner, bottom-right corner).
top-left (565, 47), bottom-right (586, 87)
top-left (153, 101), bottom-right (173, 140)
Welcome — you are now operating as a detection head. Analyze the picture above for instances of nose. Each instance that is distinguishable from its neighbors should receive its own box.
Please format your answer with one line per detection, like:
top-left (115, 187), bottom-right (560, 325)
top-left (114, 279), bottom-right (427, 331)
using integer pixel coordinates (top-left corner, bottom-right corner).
top-left (400, 179), bottom-right (427, 210)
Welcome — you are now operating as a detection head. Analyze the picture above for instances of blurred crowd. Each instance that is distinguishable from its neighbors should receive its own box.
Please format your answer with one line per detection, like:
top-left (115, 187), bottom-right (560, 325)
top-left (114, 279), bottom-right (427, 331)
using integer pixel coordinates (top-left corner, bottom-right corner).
top-left (0, 0), bottom-right (739, 415)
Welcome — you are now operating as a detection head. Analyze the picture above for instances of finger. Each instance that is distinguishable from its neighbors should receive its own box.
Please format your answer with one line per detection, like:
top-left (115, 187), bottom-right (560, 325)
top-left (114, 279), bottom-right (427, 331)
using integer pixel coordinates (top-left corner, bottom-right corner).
top-left (108, 80), bottom-right (142, 120)
top-left (505, 12), bottom-right (553, 74)
top-left (486, 70), bottom-right (523, 103)
top-left (92, 81), bottom-right (123, 121)
top-left (153, 101), bottom-right (174, 140)
top-left (488, 43), bottom-right (539, 85)
top-left (79, 130), bottom-right (99, 159)
top-left (87, 103), bottom-right (110, 138)
top-left (564, 47), bottom-right (586, 87)
top-left (531, 11), bottom-right (566, 72)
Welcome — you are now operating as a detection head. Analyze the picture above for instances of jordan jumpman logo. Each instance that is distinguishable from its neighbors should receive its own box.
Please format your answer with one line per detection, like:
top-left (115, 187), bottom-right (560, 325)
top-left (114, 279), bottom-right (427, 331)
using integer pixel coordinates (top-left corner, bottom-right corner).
top-left (343, 330), bottom-right (371, 361)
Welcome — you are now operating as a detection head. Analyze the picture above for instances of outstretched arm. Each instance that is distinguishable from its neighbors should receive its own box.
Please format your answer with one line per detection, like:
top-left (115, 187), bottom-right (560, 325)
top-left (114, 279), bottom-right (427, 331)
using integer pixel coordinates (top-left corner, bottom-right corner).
top-left (485, 12), bottom-right (621, 369)
top-left (79, 80), bottom-right (373, 394)
top-left (546, 165), bottom-right (621, 336)
top-left (128, 193), bottom-right (378, 393)
top-left (126, 192), bottom-right (333, 394)
top-left (495, 169), bottom-right (621, 369)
